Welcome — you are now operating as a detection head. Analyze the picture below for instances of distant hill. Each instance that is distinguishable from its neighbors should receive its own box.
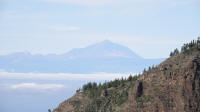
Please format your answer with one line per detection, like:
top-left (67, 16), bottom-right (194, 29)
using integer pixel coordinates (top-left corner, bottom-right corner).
top-left (0, 40), bottom-right (164, 73)
top-left (53, 38), bottom-right (200, 112)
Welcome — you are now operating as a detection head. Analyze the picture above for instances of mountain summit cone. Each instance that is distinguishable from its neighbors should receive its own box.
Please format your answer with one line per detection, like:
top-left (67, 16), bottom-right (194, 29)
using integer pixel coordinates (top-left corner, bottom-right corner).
top-left (64, 40), bottom-right (142, 59)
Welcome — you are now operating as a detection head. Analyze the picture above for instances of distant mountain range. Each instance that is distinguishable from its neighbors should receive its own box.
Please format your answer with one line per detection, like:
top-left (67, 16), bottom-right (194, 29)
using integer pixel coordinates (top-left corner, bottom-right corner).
top-left (0, 40), bottom-right (164, 73)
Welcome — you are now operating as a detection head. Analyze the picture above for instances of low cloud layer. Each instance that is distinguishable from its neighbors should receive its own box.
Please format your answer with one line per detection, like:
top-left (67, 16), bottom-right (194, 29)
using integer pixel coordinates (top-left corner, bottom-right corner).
top-left (10, 83), bottom-right (64, 90)
top-left (0, 71), bottom-right (132, 81)
top-left (0, 71), bottom-right (133, 92)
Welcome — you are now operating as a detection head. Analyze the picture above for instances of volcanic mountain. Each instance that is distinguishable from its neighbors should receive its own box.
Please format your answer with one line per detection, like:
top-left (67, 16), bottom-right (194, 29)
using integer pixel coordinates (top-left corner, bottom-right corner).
top-left (63, 40), bottom-right (142, 59)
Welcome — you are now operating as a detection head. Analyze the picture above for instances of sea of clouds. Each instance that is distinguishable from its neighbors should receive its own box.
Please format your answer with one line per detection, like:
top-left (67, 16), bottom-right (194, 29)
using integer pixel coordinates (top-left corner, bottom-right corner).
top-left (0, 70), bottom-right (134, 112)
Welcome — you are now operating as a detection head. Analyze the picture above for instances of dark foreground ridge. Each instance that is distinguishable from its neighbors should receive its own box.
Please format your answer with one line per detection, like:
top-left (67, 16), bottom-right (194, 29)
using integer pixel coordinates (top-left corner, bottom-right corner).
top-left (53, 37), bottom-right (200, 112)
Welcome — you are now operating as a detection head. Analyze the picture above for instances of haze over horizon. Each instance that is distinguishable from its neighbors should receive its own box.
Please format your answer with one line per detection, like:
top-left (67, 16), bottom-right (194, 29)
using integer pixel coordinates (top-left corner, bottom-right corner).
top-left (1, 0), bottom-right (200, 58)
top-left (1, 39), bottom-right (159, 59)
top-left (0, 40), bottom-right (164, 73)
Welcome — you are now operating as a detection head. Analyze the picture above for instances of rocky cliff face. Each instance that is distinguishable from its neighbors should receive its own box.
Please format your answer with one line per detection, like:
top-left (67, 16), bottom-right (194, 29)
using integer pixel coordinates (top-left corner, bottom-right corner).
top-left (53, 39), bottom-right (200, 112)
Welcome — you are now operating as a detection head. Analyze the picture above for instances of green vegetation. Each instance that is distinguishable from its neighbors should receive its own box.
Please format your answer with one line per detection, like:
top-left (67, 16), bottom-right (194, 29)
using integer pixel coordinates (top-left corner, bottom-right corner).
top-left (75, 75), bottom-right (139, 111)
top-left (136, 95), bottom-right (154, 103)
top-left (79, 75), bottom-right (139, 98)
top-left (117, 90), bottom-right (128, 106)
top-left (170, 48), bottom-right (179, 57)
top-left (170, 37), bottom-right (200, 57)
top-left (143, 64), bottom-right (158, 76)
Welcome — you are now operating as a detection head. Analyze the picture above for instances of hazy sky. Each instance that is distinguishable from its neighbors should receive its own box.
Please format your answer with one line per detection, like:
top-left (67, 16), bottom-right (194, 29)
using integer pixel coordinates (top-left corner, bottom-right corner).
top-left (0, 0), bottom-right (199, 58)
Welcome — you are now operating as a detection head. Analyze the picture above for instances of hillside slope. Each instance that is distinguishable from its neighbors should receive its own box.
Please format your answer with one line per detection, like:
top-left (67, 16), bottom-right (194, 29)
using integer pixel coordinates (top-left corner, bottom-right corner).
top-left (53, 38), bottom-right (200, 112)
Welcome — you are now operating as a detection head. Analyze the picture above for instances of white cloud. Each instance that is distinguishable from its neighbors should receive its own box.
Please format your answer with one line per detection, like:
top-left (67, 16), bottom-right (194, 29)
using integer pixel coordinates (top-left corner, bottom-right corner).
top-left (10, 83), bottom-right (64, 90)
top-left (0, 71), bottom-right (132, 81)
top-left (48, 26), bottom-right (80, 32)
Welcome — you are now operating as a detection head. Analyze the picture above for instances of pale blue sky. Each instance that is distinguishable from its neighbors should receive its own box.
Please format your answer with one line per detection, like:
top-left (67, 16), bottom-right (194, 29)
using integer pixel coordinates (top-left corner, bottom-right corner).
top-left (0, 0), bottom-right (199, 58)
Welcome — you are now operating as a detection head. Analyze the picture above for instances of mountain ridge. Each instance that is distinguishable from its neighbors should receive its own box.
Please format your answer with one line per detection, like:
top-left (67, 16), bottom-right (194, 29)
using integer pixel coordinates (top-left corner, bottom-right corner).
top-left (53, 37), bottom-right (200, 112)
top-left (0, 40), bottom-right (163, 73)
